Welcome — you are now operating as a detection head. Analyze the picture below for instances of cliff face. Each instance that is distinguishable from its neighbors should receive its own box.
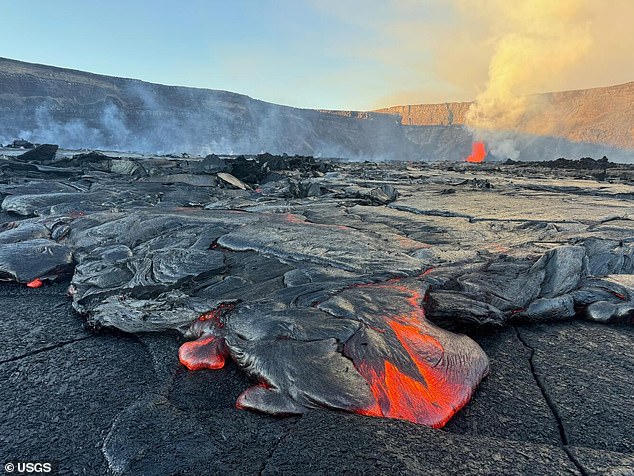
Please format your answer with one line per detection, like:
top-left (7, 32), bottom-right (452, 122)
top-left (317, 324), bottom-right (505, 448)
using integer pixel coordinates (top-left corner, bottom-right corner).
top-left (0, 57), bottom-right (632, 162)
top-left (0, 57), bottom-right (416, 160)
top-left (403, 126), bottom-right (632, 163)
top-left (520, 82), bottom-right (634, 149)
top-left (375, 102), bottom-right (471, 127)
top-left (372, 83), bottom-right (634, 150)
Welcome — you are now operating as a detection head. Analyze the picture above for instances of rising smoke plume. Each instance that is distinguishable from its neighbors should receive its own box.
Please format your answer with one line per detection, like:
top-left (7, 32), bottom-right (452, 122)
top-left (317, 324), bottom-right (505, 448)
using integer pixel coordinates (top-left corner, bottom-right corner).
top-left (465, 0), bottom-right (592, 132)
top-left (452, 0), bottom-right (596, 159)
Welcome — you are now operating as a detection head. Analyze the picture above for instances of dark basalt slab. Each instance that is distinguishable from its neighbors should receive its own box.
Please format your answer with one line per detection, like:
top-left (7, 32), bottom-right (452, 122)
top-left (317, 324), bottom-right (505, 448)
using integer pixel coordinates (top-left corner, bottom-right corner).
top-left (443, 326), bottom-right (562, 445)
top-left (567, 447), bottom-right (634, 476)
top-left (0, 334), bottom-right (155, 475)
top-left (16, 143), bottom-right (58, 162)
top-left (517, 322), bottom-right (634, 453)
top-left (0, 281), bottom-right (86, 362)
top-left (102, 401), bottom-right (295, 476)
top-left (261, 410), bottom-right (581, 475)
top-left (0, 238), bottom-right (73, 282)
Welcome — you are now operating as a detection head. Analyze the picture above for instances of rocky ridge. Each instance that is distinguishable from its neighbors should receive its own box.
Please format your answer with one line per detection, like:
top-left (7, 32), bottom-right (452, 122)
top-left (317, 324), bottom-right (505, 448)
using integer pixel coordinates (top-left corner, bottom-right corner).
top-left (2, 57), bottom-right (633, 162)
top-left (373, 82), bottom-right (634, 150)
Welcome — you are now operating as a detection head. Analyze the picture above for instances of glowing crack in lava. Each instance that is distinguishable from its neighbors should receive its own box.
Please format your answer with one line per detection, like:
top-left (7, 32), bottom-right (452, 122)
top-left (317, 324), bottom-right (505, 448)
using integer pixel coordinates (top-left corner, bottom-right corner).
top-left (178, 280), bottom-right (489, 428)
top-left (466, 141), bottom-right (487, 163)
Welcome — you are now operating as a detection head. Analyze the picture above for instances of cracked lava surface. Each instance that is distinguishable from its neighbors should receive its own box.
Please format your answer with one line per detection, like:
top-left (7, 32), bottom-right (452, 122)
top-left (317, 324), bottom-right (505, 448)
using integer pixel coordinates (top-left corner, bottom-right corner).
top-left (0, 146), bottom-right (632, 431)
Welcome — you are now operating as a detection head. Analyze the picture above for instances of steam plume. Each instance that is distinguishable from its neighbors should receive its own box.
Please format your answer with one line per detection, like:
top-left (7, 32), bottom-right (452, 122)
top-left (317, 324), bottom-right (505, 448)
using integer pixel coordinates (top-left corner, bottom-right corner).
top-left (465, 0), bottom-right (592, 131)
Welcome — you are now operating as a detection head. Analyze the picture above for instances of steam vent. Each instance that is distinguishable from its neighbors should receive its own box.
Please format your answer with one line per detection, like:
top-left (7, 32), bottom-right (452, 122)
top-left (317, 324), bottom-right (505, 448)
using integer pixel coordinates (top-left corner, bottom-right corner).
top-left (2, 143), bottom-right (633, 473)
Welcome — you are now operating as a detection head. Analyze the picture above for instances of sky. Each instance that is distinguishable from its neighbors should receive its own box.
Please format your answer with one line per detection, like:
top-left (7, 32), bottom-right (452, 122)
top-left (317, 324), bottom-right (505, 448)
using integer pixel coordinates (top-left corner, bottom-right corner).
top-left (3, 0), bottom-right (633, 110)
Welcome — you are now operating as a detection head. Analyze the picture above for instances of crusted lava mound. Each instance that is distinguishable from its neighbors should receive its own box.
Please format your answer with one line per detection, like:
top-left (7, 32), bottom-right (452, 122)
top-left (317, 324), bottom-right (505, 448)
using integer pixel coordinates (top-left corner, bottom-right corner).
top-left (183, 278), bottom-right (488, 427)
top-left (0, 148), bottom-right (632, 427)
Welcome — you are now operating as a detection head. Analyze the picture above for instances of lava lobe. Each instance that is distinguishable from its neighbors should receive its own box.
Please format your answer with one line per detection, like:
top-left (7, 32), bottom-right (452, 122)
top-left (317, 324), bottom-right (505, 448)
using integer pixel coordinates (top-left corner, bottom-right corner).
top-left (181, 279), bottom-right (489, 428)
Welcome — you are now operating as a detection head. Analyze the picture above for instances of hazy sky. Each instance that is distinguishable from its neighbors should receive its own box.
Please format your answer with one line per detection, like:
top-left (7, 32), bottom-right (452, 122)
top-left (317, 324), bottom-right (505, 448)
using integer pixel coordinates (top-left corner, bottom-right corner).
top-left (3, 0), bottom-right (633, 110)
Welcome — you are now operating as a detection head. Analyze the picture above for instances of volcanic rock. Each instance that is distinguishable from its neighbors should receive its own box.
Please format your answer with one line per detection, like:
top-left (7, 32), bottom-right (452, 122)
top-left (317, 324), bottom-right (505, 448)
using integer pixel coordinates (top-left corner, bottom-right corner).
top-left (217, 172), bottom-right (250, 190)
top-left (0, 238), bottom-right (73, 282)
top-left (0, 150), bottom-right (632, 474)
top-left (0, 149), bottom-right (632, 437)
top-left (16, 143), bottom-right (58, 162)
top-left (3, 57), bottom-right (633, 162)
top-left (6, 138), bottom-right (34, 148)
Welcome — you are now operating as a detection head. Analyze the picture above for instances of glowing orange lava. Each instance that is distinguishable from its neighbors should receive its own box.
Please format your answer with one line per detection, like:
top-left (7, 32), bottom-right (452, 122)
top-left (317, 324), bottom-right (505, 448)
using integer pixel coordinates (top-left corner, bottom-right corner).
top-left (26, 278), bottom-right (43, 288)
top-left (179, 279), bottom-right (488, 428)
top-left (179, 304), bottom-right (237, 370)
top-left (197, 303), bottom-right (235, 326)
top-left (348, 282), bottom-right (486, 428)
top-left (466, 141), bottom-right (487, 163)
top-left (178, 335), bottom-right (228, 370)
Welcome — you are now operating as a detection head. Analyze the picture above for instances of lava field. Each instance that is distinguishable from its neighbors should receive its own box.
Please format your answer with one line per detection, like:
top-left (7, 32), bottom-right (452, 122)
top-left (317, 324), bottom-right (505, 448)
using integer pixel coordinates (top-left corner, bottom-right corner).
top-left (1, 145), bottom-right (632, 475)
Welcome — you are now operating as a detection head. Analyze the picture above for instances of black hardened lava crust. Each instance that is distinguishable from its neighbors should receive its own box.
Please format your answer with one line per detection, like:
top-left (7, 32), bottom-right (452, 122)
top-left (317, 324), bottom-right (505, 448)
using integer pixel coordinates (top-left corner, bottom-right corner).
top-left (1, 148), bottom-right (633, 475)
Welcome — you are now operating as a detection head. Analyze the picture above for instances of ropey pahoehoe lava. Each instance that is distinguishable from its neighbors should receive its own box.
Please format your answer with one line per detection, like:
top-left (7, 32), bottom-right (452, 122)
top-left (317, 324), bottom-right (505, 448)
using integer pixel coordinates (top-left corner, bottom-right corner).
top-left (0, 147), bottom-right (632, 428)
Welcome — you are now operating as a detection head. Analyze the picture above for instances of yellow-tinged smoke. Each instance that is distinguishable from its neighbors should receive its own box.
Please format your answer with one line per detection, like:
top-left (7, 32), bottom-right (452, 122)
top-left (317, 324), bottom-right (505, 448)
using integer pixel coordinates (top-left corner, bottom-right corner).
top-left (464, 0), bottom-right (592, 130)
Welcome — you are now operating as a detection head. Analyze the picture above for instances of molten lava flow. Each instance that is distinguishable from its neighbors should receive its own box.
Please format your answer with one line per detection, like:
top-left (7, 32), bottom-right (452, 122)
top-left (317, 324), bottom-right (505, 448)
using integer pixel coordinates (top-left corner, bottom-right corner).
top-left (26, 278), bottom-right (43, 288)
top-left (344, 281), bottom-right (488, 428)
top-left (178, 335), bottom-right (228, 371)
top-left (466, 141), bottom-right (487, 163)
top-left (178, 278), bottom-right (488, 427)
top-left (179, 304), bottom-right (237, 369)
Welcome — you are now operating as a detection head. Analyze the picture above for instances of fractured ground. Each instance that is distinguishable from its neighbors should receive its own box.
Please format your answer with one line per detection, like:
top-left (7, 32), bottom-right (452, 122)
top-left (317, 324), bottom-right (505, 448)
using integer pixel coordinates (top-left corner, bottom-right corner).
top-left (1, 285), bottom-right (631, 474)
